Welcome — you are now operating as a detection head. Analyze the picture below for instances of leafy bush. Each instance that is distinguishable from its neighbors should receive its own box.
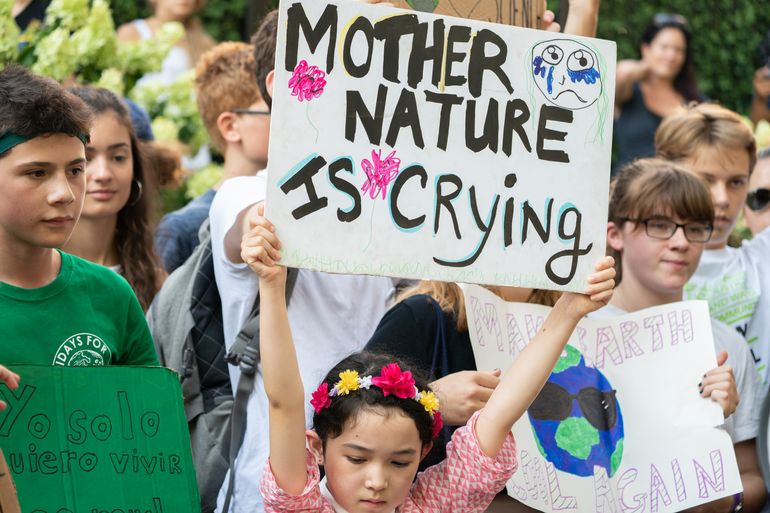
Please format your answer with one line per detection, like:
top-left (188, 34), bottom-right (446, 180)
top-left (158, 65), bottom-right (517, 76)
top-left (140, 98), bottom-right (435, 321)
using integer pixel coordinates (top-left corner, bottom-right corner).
top-left (112, 1), bottom-right (769, 114)
top-left (594, 1), bottom-right (770, 114)
top-left (111, 0), bottom-right (249, 43)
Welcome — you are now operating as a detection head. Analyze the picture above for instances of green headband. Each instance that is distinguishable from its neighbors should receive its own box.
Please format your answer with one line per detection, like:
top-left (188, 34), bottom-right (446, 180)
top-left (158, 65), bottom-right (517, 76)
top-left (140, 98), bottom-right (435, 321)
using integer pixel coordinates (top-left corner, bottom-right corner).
top-left (0, 132), bottom-right (90, 155)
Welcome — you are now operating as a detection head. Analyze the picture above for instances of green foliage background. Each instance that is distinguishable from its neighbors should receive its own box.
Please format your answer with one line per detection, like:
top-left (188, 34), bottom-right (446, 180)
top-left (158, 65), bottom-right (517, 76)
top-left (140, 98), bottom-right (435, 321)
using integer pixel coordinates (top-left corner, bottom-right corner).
top-left (109, 0), bottom-right (770, 113)
top-left (110, 0), bottom-right (249, 43)
top-left (593, 1), bottom-right (770, 115)
top-left (105, 0), bottom-right (769, 231)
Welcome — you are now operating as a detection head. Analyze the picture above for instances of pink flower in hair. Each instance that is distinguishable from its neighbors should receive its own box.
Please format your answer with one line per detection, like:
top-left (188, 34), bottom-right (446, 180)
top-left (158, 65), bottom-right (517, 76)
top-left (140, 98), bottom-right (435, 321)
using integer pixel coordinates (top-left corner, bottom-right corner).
top-left (288, 60), bottom-right (327, 102)
top-left (311, 383), bottom-right (332, 413)
top-left (371, 363), bottom-right (416, 399)
top-left (431, 411), bottom-right (444, 439)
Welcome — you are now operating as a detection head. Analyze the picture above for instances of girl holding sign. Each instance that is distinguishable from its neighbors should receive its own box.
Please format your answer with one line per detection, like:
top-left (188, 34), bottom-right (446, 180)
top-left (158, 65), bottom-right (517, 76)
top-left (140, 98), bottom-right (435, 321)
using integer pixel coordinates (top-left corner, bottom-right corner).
top-left (598, 158), bottom-right (765, 513)
top-left (241, 204), bottom-right (615, 513)
top-left (364, 282), bottom-right (559, 472)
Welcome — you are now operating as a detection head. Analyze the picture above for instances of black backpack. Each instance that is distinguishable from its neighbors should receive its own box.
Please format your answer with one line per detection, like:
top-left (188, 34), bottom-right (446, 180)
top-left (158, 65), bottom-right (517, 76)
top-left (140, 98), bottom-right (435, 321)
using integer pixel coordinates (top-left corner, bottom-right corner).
top-left (147, 220), bottom-right (297, 512)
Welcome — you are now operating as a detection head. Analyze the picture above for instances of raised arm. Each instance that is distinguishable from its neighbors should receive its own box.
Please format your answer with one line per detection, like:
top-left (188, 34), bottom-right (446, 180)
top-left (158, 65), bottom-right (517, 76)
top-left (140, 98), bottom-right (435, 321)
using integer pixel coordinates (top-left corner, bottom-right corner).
top-left (563, 0), bottom-right (600, 37)
top-left (241, 203), bottom-right (308, 494)
top-left (750, 66), bottom-right (770, 126)
top-left (615, 59), bottom-right (649, 109)
top-left (474, 257), bottom-right (615, 457)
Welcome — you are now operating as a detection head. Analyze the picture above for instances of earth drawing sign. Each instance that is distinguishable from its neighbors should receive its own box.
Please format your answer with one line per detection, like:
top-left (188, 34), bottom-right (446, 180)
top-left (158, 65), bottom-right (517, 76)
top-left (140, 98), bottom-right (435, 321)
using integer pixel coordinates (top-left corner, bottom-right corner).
top-left (461, 284), bottom-right (742, 512)
top-left (266, 0), bottom-right (616, 293)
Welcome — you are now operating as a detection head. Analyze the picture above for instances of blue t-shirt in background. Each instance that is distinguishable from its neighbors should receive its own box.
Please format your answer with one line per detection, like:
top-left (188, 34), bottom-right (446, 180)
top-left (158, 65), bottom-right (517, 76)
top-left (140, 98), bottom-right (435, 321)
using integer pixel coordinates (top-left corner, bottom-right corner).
top-left (155, 188), bottom-right (216, 273)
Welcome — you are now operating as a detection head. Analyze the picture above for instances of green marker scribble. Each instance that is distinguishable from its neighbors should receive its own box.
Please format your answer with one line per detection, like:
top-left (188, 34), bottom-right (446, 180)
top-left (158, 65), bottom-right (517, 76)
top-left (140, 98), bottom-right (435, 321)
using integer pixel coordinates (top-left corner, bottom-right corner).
top-left (582, 39), bottom-right (609, 145)
top-left (554, 417), bottom-right (599, 459)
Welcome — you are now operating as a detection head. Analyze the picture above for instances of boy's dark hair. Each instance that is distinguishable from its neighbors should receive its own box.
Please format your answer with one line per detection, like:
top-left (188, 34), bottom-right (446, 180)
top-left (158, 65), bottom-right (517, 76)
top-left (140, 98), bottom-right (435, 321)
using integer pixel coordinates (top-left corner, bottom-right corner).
top-left (251, 9), bottom-right (279, 110)
top-left (313, 351), bottom-right (435, 448)
top-left (0, 65), bottom-right (92, 157)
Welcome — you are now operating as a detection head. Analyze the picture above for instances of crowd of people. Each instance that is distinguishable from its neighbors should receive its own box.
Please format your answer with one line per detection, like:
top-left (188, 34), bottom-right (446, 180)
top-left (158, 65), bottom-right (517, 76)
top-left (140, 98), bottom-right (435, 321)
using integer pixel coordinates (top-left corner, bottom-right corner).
top-left (1, 0), bottom-right (770, 512)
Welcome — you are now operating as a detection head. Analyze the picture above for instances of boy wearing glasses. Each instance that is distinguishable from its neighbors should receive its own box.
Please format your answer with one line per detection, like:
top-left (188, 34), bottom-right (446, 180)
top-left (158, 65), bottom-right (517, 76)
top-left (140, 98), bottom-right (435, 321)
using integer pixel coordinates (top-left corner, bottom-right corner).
top-left (744, 148), bottom-right (770, 236)
top-left (598, 158), bottom-right (764, 513)
top-left (655, 103), bottom-right (770, 405)
top-left (154, 41), bottom-right (270, 273)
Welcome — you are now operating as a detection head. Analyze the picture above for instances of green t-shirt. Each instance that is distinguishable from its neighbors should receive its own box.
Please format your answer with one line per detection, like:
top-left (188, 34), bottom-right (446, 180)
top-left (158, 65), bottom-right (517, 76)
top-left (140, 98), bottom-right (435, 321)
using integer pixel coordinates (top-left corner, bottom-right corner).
top-left (0, 251), bottom-right (159, 367)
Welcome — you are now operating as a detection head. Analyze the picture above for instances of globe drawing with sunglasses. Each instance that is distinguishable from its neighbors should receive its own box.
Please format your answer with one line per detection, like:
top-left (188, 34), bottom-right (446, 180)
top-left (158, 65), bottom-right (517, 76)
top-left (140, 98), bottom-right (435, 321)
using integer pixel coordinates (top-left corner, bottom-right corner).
top-left (527, 345), bottom-right (624, 478)
top-left (747, 187), bottom-right (769, 214)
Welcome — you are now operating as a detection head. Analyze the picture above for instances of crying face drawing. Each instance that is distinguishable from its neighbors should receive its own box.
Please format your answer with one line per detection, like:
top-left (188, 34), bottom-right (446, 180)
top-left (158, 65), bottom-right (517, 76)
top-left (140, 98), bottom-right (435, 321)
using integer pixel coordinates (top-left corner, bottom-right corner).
top-left (532, 40), bottom-right (602, 110)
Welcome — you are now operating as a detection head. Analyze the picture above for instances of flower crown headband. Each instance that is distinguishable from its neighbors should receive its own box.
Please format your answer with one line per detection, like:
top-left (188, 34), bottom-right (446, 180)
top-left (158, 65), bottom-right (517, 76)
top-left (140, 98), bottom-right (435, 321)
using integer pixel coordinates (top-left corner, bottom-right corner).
top-left (311, 363), bottom-right (443, 438)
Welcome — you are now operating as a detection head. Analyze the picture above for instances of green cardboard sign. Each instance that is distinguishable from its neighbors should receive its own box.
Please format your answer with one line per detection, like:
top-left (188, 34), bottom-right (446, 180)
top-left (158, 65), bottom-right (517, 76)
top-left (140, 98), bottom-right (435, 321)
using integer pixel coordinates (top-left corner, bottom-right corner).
top-left (0, 366), bottom-right (199, 512)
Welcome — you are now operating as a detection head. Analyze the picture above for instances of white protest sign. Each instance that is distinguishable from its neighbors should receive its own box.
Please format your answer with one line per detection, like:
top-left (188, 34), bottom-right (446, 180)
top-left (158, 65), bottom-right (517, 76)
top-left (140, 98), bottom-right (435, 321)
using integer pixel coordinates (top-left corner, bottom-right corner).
top-left (461, 284), bottom-right (741, 512)
top-left (266, 0), bottom-right (616, 292)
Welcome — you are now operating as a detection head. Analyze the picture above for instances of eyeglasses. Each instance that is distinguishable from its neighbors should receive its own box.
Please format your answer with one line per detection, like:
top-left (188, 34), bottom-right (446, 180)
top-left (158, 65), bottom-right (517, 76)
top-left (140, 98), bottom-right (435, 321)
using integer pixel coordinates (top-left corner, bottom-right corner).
top-left (528, 382), bottom-right (618, 431)
top-left (232, 108), bottom-right (270, 116)
top-left (747, 188), bottom-right (770, 212)
top-left (622, 217), bottom-right (713, 243)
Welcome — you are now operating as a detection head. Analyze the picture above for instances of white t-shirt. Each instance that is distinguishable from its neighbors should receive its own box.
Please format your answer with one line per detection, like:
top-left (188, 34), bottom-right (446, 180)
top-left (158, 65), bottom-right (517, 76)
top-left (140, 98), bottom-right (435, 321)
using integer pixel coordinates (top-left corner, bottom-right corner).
top-left (684, 227), bottom-right (770, 399)
top-left (209, 175), bottom-right (396, 513)
top-left (591, 303), bottom-right (759, 444)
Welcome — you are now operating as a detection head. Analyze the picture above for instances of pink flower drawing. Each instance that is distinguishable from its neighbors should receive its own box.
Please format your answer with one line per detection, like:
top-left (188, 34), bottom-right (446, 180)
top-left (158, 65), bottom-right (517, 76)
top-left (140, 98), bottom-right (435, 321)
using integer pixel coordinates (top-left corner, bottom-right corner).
top-left (361, 149), bottom-right (401, 200)
top-left (288, 60), bottom-right (327, 102)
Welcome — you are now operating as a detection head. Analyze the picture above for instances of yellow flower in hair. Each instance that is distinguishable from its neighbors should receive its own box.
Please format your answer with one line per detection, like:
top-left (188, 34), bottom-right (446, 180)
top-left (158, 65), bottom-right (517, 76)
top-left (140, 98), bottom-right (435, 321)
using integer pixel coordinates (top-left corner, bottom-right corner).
top-left (336, 370), bottom-right (360, 395)
top-left (419, 390), bottom-right (440, 415)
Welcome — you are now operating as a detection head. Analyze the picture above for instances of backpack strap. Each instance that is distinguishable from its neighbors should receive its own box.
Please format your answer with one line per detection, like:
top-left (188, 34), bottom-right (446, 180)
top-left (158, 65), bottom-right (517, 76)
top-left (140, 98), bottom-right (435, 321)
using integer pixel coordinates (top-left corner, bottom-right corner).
top-left (220, 267), bottom-right (299, 512)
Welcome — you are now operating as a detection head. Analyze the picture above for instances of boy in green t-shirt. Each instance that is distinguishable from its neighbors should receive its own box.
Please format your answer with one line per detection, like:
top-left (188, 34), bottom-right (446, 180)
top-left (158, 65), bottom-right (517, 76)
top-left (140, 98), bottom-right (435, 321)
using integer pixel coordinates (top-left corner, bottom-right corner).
top-left (0, 65), bottom-right (158, 369)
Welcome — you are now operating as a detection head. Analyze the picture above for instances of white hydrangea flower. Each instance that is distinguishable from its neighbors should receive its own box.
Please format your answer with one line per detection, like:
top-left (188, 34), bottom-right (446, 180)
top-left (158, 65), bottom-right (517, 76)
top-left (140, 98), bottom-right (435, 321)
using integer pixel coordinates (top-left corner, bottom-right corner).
top-left (94, 68), bottom-right (125, 96)
top-left (31, 27), bottom-right (77, 81)
top-left (0, 0), bottom-right (19, 64)
top-left (45, 0), bottom-right (89, 31)
top-left (151, 117), bottom-right (180, 143)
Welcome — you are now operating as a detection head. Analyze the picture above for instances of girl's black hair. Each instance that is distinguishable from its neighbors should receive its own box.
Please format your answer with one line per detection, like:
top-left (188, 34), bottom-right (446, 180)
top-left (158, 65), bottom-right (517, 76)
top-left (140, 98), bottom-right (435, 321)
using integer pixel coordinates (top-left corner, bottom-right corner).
top-left (640, 13), bottom-right (701, 103)
top-left (312, 352), bottom-right (435, 448)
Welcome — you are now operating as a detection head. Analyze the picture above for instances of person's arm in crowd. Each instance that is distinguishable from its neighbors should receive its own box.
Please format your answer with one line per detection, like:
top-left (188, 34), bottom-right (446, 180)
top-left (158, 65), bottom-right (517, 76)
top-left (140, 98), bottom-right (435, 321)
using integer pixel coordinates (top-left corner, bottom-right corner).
top-left (474, 258), bottom-right (615, 458)
top-left (615, 60), bottom-right (649, 109)
top-left (242, 204), bottom-right (308, 494)
top-left (430, 369), bottom-right (501, 425)
top-left (0, 365), bottom-right (20, 411)
top-left (563, 0), bottom-right (600, 37)
top-left (750, 66), bottom-right (770, 126)
top-left (222, 200), bottom-right (263, 264)
top-left (734, 439), bottom-right (767, 513)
